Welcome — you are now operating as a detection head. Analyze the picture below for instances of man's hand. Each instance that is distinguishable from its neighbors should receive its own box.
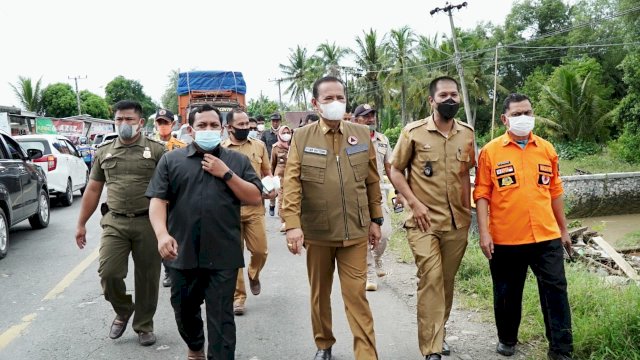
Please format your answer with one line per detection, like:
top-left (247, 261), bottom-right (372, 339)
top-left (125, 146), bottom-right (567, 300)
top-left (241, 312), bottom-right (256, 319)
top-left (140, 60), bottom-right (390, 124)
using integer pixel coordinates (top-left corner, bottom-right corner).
top-left (369, 223), bottom-right (381, 250)
top-left (202, 153), bottom-right (230, 178)
top-left (262, 189), bottom-right (277, 200)
top-left (561, 231), bottom-right (572, 257)
top-left (479, 231), bottom-right (494, 260)
top-left (408, 199), bottom-right (431, 232)
top-left (75, 225), bottom-right (87, 249)
top-left (158, 233), bottom-right (178, 260)
top-left (286, 228), bottom-right (304, 255)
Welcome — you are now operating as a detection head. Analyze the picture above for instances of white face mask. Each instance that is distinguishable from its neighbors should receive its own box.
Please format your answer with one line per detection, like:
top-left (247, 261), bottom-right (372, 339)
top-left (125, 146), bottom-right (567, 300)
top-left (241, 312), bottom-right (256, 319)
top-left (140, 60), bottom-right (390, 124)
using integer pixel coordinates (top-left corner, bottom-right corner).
top-left (318, 100), bottom-right (346, 121)
top-left (508, 115), bottom-right (535, 136)
top-left (281, 133), bottom-right (292, 142)
top-left (257, 124), bottom-right (265, 132)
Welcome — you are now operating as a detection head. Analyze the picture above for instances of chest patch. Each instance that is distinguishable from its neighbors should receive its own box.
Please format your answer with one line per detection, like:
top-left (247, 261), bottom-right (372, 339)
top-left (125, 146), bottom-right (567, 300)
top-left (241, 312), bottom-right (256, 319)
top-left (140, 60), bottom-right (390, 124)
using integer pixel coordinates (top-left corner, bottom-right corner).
top-left (346, 144), bottom-right (368, 155)
top-left (495, 165), bottom-right (515, 176)
top-left (498, 175), bottom-right (517, 188)
top-left (304, 147), bottom-right (327, 156)
top-left (538, 174), bottom-right (551, 185)
top-left (538, 164), bottom-right (553, 174)
top-left (497, 160), bottom-right (511, 166)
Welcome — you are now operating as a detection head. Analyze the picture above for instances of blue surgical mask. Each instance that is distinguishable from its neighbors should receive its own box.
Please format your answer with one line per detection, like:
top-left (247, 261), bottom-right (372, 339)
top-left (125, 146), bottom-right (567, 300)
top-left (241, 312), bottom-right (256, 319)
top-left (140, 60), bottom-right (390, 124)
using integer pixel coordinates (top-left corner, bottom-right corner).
top-left (194, 130), bottom-right (221, 150)
top-left (249, 130), bottom-right (258, 139)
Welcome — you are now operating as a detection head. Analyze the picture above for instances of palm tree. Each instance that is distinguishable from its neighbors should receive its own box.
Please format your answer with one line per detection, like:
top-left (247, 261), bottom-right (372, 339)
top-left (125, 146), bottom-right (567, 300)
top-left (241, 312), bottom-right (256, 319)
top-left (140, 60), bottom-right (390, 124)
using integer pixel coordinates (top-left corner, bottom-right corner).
top-left (279, 45), bottom-right (318, 109)
top-left (351, 29), bottom-right (388, 124)
top-left (386, 26), bottom-right (415, 125)
top-left (316, 42), bottom-right (348, 78)
top-left (9, 76), bottom-right (43, 113)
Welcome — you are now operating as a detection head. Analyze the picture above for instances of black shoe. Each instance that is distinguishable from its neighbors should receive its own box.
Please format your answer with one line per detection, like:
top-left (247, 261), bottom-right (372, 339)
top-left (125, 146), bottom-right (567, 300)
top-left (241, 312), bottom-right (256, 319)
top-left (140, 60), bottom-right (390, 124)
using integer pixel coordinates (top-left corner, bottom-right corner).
top-left (496, 342), bottom-right (516, 356)
top-left (426, 354), bottom-right (442, 360)
top-left (162, 273), bottom-right (171, 287)
top-left (548, 350), bottom-right (572, 360)
top-left (269, 206), bottom-right (275, 216)
top-left (442, 340), bottom-right (450, 355)
top-left (313, 347), bottom-right (331, 360)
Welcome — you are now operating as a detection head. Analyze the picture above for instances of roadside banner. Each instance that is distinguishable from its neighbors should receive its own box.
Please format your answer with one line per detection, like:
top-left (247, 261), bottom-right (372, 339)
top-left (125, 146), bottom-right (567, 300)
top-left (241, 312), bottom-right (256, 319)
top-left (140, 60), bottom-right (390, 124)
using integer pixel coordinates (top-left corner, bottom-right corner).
top-left (53, 119), bottom-right (85, 136)
top-left (35, 117), bottom-right (57, 134)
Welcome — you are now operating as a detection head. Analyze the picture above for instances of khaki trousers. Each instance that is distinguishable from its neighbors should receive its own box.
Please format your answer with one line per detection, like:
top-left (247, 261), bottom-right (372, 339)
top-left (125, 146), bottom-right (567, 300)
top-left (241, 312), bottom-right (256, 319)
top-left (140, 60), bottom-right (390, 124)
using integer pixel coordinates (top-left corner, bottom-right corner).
top-left (98, 214), bottom-right (161, 333)
top-left (234, 211), bottom-right (268, 304)
top-left (406, 226), bottom-right (469, 355)
top-left (306, 241), bottom-right (378, 360)
top-left (367, 203), bottom-right (391, 274)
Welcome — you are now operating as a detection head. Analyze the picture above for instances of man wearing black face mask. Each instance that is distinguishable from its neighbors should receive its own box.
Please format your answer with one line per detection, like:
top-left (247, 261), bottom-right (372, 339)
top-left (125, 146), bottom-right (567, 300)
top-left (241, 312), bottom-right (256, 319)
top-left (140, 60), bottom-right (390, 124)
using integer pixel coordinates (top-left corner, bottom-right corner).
top-left (389, 76), bottom-right (476, 360)
top-left (221, 109), bottom-right (276, 316)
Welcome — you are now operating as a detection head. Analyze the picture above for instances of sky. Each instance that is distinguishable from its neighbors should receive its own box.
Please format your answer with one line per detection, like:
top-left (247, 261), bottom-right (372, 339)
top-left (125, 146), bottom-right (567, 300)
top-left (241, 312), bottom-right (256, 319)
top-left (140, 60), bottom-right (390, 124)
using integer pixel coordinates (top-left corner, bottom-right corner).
top-left (0, 0), bottom-right (516, 110)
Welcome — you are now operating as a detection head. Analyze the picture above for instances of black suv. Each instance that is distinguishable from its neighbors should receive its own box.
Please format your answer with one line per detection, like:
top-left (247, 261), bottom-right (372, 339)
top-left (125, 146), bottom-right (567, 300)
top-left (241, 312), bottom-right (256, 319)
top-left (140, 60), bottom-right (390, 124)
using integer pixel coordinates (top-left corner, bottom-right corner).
top-left (0, 130), bottom-right (50, 259)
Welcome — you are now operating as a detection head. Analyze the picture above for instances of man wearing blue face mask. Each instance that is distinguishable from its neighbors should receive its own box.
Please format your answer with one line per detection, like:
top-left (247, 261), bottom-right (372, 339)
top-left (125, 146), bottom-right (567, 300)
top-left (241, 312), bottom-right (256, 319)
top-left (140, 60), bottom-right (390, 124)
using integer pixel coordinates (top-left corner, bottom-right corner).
top-left (146, 104), bottom-right (263, 360)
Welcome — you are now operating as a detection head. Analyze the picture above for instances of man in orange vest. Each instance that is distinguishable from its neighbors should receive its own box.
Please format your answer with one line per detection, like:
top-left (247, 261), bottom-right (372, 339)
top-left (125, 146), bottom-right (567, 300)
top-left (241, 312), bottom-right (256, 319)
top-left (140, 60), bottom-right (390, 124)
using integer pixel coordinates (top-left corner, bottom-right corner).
top-left (473, 93), bottom-right (573, 360)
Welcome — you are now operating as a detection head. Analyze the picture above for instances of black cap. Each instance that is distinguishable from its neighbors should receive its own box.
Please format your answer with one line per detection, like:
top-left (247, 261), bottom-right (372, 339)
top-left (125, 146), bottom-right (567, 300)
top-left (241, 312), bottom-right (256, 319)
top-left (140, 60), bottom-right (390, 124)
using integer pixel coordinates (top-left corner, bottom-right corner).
top-left (155, 108), bottom-right (175, 122)
top-left (270, 112), bottom-right (282, 121)
top-left (353, 104), bottom-right (376, 118)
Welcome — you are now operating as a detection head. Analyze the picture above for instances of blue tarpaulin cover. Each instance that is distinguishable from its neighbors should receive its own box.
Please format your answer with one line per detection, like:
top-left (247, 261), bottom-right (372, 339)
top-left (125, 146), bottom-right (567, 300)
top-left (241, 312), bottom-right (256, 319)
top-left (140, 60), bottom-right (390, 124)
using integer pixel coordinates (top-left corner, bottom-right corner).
top-left (177, 71), bottom-right (246, 95)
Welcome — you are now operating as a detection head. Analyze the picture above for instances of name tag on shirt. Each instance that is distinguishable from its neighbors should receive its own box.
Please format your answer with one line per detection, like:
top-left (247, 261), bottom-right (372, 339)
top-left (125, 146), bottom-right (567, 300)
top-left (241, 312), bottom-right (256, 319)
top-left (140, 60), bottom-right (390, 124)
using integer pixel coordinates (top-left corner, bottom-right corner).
top-left (346, 144), bottom-right (368, 155)
top-left (304, 147), bottom-right (327, 156)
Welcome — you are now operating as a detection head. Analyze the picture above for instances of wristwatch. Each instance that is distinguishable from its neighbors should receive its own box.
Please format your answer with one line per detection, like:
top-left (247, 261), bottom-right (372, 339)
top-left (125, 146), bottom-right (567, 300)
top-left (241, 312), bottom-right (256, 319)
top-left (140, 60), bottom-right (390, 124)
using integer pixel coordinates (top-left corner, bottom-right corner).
top-left (222, 170), bottom-right (234, 181)
top-left (371, 217), bottom-right (384, 226)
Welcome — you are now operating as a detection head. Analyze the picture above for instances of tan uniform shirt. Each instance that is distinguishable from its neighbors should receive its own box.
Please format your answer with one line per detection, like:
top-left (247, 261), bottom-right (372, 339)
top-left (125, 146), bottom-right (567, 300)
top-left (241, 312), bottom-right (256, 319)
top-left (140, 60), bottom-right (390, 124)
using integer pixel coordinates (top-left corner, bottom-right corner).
top-left (282, 119), bottom-right (383, 246)
top-left (392, 116), bottom-right (475, 231)
top-left (271, 144), bottom-right (289, 178)
top-left (372, 131), bottom-right (391, 180)
top-left (221, 137), bottom-right (270, 216)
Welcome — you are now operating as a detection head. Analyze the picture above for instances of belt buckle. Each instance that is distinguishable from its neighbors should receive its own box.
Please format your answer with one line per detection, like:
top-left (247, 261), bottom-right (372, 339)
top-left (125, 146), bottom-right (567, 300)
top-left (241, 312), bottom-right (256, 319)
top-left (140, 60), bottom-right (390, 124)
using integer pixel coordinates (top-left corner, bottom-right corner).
top-left (125, 213), bottom-right (136, 218)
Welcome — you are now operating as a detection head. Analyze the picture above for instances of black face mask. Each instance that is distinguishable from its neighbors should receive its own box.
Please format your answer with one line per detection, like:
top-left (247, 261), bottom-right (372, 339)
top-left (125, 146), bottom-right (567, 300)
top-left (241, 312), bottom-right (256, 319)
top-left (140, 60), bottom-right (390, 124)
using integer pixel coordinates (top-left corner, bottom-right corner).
top-left (232, 127), bottom-right (250, 141)
top-left (436, 98), bottom-right (460, 121)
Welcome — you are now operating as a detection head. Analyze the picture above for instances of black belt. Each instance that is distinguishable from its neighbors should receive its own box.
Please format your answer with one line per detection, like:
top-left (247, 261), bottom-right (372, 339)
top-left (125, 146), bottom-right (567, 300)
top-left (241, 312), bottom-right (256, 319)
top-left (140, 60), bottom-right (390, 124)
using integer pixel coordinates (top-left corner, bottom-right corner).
top-left (110, 210), bottom-right (149, 218)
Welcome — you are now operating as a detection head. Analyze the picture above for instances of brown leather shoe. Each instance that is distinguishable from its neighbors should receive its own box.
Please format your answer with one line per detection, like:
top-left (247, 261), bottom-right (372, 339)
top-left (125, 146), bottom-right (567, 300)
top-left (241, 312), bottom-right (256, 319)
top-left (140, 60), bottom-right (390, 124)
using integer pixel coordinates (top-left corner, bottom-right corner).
top-left (249, 277), bottom-right (261, 295)
top-left (188, 348), bottom-right (206, 360)
top-left (233, 302), bottom-right (245, 315)
top-left (108, 310), bottom-right (133, 339)
top-left (138, 331), bottom-right (156, 346)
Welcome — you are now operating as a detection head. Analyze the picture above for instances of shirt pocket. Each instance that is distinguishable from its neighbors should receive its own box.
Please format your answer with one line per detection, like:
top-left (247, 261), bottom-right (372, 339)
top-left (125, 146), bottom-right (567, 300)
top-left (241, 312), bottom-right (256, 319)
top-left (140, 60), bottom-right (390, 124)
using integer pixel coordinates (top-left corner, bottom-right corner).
top-left (137, 159), bottom-right (156, 178)
top-left (101, 159), bottom-right (118, 182)
top-left (493, 165), bottom-right (520, 192)
top-left (348, 152), bottom-right (369, 182)
top-left (456, 151), bottom-right (471, 162)
top-left (301, 199), bottom-right (329, 230)
top-left (301, 155), bottom-right (327, 183)
top-left (537, 163), bottom-right (554, 189)
top-left (358, 193), bottom-right (371, 227)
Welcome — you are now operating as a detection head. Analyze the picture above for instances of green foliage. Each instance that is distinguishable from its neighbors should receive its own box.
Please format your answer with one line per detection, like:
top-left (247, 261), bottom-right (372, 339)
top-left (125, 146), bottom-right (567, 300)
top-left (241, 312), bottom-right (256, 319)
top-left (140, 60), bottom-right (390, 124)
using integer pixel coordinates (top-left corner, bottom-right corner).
top-left (383, 124), bottom-right (402, 148)
top-left (554, 140), bottom-right (601, 160)
top-left (279, 46), bottom-right (319, 108)
top-left (9, 76), bottom-right (43, 113)
top-left (41, 83), bottom-right (77, 118)
top-left (610, 123), bottom-right (640, 164)
top-left (104, 75), bottom-right (157, 118)
top-left (79, 90), bottom-right (110, 119)
top-left (247, 95), bottom-right (279, 120)
top-left (559, 147), bottom-right (640, 175)
top-left (160, 70), bottom-right (179, 114)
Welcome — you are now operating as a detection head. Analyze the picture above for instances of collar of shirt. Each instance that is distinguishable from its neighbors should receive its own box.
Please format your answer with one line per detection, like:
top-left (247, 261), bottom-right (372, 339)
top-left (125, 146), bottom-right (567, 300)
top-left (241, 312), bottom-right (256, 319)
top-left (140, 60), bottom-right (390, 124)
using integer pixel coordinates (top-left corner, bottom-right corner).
top-left (499, 131), bottom-right (539, 148)
top-left (425, 115), bottom-right (462, 137)
top-left (319, 118), bottom-right (344, 134)
top-left (187, 143), bottom-right (222, 158)
top-left (114, 134), bottom-right (145, 148)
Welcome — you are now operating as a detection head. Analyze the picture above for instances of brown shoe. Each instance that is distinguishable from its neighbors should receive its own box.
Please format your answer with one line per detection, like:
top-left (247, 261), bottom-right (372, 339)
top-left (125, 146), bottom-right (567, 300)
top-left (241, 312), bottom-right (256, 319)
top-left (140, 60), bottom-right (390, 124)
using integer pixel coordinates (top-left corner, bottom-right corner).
top-left (249, 277), bottom-right (261, 295)
top-left (138, 331), bottom-right (156, 346)
top-left (233, 302), bottom-right (245, 316)
top-left (188, 348), bottom-right (206, 360)
top-left (108, 310), bottom-right (133, 339)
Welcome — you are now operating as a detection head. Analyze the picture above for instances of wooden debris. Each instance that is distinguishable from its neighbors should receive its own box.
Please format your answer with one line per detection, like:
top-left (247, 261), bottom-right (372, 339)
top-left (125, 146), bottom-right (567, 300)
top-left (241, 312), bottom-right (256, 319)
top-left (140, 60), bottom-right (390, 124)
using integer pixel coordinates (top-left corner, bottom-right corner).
top-left (591, 237), bottom-right (640, 283)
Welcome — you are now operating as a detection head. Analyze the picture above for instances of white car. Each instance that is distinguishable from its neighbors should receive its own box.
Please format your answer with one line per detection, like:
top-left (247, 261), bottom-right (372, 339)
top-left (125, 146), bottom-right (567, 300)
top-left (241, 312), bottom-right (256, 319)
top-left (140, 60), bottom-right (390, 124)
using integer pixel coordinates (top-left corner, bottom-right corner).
top-left (16, 135), bottom-right (89, 206)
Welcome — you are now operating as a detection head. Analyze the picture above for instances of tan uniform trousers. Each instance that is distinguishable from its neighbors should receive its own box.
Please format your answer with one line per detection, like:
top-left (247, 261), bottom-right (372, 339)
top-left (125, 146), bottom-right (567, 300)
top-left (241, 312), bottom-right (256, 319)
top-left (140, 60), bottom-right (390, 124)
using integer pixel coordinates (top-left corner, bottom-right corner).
top-left (234, 210), bottom-right (268, 304)
top-left (367, 202), bottom-right (391, 274)
top-left (98, 214), bottom-right (161, 333)
top-left (306, 241), bottom-right (378, 360)
top-left (406, 226), bottom-right (469, 355)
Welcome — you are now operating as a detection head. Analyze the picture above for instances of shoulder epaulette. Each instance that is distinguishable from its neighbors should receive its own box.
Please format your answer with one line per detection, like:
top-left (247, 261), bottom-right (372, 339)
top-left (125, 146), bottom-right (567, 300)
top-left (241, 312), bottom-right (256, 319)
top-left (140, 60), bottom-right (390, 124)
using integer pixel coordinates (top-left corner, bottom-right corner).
top-left (405, 118), bottom-right (428, 132)
top-left (95, 139), bottom-right (115, 148)
top-left (456, 119), bottom-right (475, 132)
top-left (145, 136), bottom-right (165, 146)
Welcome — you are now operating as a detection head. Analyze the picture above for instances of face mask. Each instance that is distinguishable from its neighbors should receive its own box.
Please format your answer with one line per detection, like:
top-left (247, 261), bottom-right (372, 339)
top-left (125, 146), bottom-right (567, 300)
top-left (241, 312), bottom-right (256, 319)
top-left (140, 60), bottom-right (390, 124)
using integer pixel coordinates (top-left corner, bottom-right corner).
top-left (117, 123), bottom-right (139, 140)
top-left (179, 134), bottom-right (193, 144)
top-left (318, 100), bottom-right (346, 121)
top-left (194, 130), bottom-right (221, 150)
top-left (249, 130), bottom-right (258, 139)
top-left (436, 98), bottom-right (460, 120)
top-left (368, 124), bottom-right (377, 132)
top-left (157, 124), bottom-right (172, 137)
top-left (232, 127), bottom-right (250, 141)
top-left (281, 133), bottom-right (292, 142)
top-left (508, 115), bottom-right (535, 136)
top-left (272, 122), bottom-right (280, 131)
top-left (257, 124), bottom-right (265, 132)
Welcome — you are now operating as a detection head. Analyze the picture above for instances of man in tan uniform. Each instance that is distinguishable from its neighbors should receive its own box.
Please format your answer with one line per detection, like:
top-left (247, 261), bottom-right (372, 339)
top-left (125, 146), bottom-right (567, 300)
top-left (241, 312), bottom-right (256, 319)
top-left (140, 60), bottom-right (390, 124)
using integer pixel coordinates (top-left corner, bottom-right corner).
top-left (282, 76), bottom-right (383, 360)
top-left (75, 100), bottom-right (166, 347)
top-left (221, 109), bottom-right (275, 316)
top-left (389, 76), bottom-right (475, 360)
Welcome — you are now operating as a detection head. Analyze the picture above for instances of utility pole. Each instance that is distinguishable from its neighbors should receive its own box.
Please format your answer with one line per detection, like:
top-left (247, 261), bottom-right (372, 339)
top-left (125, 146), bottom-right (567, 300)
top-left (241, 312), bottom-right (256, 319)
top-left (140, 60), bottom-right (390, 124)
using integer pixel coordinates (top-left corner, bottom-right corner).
top-left (430, 2), bottom-right (474, 127)
top-left (268, 78), bottom-right (284, 110)
top-left (68, 75), bottom-right (87, 116)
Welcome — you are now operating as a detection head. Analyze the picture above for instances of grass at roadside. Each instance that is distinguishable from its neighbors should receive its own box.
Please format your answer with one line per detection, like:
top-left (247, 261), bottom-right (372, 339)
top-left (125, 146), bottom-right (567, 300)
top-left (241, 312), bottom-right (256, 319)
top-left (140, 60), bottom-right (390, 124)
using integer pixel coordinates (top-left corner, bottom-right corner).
top-left (387, 212), bottom-right (414, 263)
top-left (616, 230), bottom-right (640, 249)
top-left (559, 149), bottom-right (640, 175)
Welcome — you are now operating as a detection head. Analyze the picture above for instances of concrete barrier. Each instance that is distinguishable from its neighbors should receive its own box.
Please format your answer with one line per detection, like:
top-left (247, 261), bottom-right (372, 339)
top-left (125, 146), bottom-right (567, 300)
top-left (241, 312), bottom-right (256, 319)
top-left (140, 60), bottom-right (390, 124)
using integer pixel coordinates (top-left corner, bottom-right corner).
top-left (562, 172), bottom-right (640, 218)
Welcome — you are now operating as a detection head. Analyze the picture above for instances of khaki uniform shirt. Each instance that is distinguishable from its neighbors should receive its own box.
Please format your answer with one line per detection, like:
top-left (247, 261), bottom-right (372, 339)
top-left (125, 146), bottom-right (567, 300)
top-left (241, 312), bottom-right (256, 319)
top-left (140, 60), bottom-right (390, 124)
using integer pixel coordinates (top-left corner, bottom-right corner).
top-left (271, 144), bottom-right (289, 178)
top-left (392, 116), bottom-right (475, 231)
top-left (282, 119), bottom-right (383, 246)
top-left (372, 131), bottom-right (391, 181)
top-left (221, 137), bottom-right (270, 216)
top-left (90, 135), bottom-right (165, 214)
top-left (164, 136), bottom-right (187, 151)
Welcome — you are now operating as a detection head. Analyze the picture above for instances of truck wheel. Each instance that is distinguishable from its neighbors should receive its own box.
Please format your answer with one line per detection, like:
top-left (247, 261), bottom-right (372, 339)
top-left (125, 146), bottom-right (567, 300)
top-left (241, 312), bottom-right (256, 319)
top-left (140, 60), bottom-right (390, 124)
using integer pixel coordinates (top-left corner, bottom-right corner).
top-left (59, 179), bottom-right (73, 206)
top-left (29, 188), bottom-right (50, 229)
top-left (0, 208), bottom-right (9, 259)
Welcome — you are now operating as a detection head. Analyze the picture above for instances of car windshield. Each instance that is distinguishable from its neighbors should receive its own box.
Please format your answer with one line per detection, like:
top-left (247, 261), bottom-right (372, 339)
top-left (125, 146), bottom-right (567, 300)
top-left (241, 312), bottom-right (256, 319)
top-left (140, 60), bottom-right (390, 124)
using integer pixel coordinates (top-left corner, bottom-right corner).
top-left (16, 139), bottom-right (51, 156)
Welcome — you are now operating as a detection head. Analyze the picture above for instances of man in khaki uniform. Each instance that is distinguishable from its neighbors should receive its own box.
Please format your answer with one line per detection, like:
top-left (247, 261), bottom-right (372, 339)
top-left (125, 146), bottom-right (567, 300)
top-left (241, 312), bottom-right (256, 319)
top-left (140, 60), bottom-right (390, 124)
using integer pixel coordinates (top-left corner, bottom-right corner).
top-left (75, 100), bottom-right (166, 346)
top-left (221, 109), bottom-right (275, 316)
top-left (282, 76), bottom-right (383, 360)
top-left (154, 108), bottom-right (186, 288)
top-left (389, 76), bottom-right (475, 360)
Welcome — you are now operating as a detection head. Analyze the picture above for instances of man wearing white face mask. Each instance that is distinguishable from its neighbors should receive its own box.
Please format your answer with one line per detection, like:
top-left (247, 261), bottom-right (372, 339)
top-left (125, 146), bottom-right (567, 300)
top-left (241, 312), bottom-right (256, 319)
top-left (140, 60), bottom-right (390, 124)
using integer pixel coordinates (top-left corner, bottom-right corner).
top-left (282, 76), bottom-right (383, 360)
top-left (474, 94), bottom-right (573, 360)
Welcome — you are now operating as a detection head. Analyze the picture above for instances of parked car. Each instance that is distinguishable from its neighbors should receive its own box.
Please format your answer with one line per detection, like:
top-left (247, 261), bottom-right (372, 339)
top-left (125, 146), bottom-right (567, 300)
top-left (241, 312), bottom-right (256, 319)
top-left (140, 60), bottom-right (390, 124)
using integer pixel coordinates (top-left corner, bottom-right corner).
top-left (0, 130), bottom-right (49, 259)
top-left (92, 132), bottom-right (118, 148)
top-left (16, 134), bottom-right (89, 206)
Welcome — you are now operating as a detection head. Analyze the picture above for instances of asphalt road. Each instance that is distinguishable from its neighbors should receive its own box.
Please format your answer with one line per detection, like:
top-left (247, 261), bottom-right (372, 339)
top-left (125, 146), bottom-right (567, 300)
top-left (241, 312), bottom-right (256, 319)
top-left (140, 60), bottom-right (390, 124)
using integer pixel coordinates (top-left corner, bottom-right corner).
top-left (0, 195), bottom-right (425, 360)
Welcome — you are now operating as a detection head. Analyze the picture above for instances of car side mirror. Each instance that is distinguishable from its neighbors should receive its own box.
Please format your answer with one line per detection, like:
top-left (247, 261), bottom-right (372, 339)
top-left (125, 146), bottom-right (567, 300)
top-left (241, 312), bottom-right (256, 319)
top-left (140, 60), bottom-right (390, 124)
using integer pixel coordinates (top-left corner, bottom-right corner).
top-left (27, 149), bottom-right (43, 160)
